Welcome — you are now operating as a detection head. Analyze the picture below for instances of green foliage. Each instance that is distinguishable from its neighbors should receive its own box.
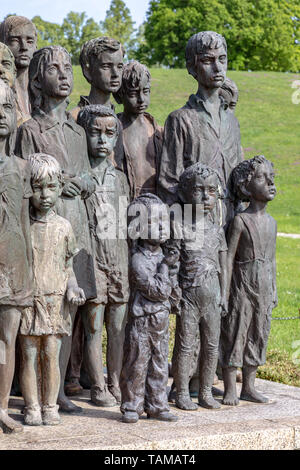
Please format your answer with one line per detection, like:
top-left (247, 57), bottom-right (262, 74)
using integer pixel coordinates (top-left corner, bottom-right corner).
top-left (32, 12), bottom-right (102, 64)
top-left (141, 0), bottom-right (300, 72)
top-left (32, 16), bottom-right (67, 50)
top-left (62, 12), bottom-right (102, 64)
top-left (101, 0), bottom-right (136, 58)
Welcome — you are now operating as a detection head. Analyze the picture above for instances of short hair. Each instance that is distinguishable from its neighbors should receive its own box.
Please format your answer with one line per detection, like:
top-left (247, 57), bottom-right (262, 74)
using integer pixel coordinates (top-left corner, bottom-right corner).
top-left (0, 42), bottom-right (17, 79)
top-left (29, 46), bottom-right (72, 108)
top-left (179, 162), bottom-right (223, 198)
top-left (0, 79), bottom-right (16, 155)
top-left (230, 155), bottom-right (273, 202)
top-left (77, 104), bottom-right (120, 136)
top-left (114, 60), bottom-right (151, 104)
top-left (0, 15), bottom-right (37, 43)
top-left (79, 37), bottom-right (125, 83)
top-left (29, 153), bottom-right (62, 184)
top-left (220, 77), bottom-right (239, 105)
top-left (185, 31), bottom-right (227, 79)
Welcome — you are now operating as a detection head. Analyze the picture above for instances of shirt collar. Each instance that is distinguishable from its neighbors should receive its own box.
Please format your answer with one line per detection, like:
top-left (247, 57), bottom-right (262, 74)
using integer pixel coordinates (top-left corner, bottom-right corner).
top-left (32, 104), bottom-right (82, 135)
top-left (186, 93), bottom-right (227, 113)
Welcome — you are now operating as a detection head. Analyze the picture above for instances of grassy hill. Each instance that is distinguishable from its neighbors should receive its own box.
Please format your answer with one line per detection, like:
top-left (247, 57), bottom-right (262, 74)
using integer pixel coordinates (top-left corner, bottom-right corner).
top-left (70, 67), bottom-right (300, 385)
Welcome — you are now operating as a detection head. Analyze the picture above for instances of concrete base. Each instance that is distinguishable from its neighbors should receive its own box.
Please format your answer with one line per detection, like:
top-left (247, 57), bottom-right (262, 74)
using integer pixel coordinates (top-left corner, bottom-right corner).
top-left (1, 378), bottom-right (300, 450)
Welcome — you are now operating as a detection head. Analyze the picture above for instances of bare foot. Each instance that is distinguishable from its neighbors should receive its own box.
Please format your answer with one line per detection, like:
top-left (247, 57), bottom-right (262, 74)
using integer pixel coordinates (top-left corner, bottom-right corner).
top-left (175, 393), bottom-right (198, 410)
top-left (0, 409), bottom-right (23, 434)
top-left (57, 395), bottom-right (82, 413)
top-left (222, 391), bottom-right (239, 406)
top-left (198, 393), bottom-right (221, 409)
top-left (240, 389), bottom-right (269, 403)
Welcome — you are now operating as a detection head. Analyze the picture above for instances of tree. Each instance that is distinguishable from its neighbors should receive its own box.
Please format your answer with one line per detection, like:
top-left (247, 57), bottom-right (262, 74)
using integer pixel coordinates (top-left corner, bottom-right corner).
top-left (32, 16), bottom-right (67, 50)
top-left (62, 11), bottom-right (102, 64)
top-left (140, 0), bottom-right (300, 71)
top-left (101, 0), bottom-right (136, 57)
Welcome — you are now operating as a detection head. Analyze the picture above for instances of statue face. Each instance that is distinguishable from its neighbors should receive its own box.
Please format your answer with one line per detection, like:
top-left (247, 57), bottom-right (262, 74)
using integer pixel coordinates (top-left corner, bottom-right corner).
top-left (0, 83), bottom-right (15, 138)
top-left (30, 174), bottom-right (61, 214)
top-left (195, 45), bottom-right (227, 89)
top-left (86, 115), bottom-right (118, 159)
top-left (88, 48), bottom-right (123, 93)
top-left (0, 47), bottom-right (16, 87)
top-left (184, 174), bottom-right (218, 214)
top-left (41, 50), bottom-right (73, 98)
top-left (123, 73), bottom-right (150, 115)
top-left (6, 23), bottom-right (37, 69)
top-left (246, 162), bottom-right (276, 202)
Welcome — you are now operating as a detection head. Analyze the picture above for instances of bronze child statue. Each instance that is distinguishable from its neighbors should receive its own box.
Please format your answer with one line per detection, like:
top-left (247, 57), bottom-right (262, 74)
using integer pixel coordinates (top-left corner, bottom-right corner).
top-left (173, 163), bottom-right (227, 411)
top-left (0, 16), bottom-right (37, 126)
top-left (19, 154), bottom-right (85, 426)
top-left (114, 60), bottom-right (163, 198)
top-left (220, 155), bottom-right (277, 406)
top-left (77, 105), bottom-right (129, 406)
top-left (15, 45), bottom-right (96, 414)
top-left (0, 80), bottom-right (33, 433)
top-left (120, 193), bottom-right (178, 424)
top-left (219, 77), bottom-right (239, 113)
top-left (157, 31), bottom-right (242, 226)
top-left (71, 37), bottom-right (124, 121)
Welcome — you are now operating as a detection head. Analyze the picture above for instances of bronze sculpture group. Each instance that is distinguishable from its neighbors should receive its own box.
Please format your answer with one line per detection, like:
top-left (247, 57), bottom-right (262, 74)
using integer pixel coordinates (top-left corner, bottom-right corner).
top-left (0, 17), bottom-right (277, 433)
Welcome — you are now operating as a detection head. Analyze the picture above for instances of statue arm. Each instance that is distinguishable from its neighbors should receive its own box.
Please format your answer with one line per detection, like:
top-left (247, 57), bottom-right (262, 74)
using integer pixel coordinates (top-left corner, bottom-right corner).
top-left (226, 216), bottom-right (244, 302)
top-left (131, 253), bottom-right (172, 302)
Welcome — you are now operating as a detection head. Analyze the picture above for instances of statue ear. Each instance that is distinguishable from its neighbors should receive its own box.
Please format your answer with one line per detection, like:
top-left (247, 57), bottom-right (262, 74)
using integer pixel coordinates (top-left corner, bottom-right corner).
top-left (83, 63), bottom-right (92, 83)
top-left (240, 182), bottom-right (251, 199)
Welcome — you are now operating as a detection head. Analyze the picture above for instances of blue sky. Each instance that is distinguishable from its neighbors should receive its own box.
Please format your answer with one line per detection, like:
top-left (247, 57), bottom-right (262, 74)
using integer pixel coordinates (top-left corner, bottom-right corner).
top-left (0, 0), bottom-right (151, 28)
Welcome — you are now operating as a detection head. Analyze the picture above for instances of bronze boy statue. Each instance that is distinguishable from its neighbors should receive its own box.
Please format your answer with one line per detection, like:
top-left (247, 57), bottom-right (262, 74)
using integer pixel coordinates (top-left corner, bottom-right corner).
top-left (158, 31), bottom-right (242, 226)
top-left (114, 60), bottom-right (163, 198)
top-left (0, 16), bottom-right (37, 126)
top-left (120, 193), bottom-right (178, 423)
top-left (77, 105), bottom-right (129, 406)
top-left (19, 154), bottom-right (85, 426)
top-left (15, 45), bottom-right (96, 414)
top-left (0, 80), bottom-right (33, 433)
top-left (173, 163), bottom-right (227, 411)
top-left (220, 156), bottom-right (277, 406)
top-left (71, 37), bottom-right (124, 121)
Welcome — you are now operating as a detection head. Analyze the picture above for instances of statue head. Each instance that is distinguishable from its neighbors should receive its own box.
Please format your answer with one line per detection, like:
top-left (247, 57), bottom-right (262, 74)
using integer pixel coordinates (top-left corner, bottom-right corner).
top-left (114, 60), bottom-right (151, 115)
top-left (0, 16), bottom-right (37, 70)
top-left (77, 104), bottom-right (119, 160)
top-left (179, 162), bottom-right (223, 212)
top-left (29, 153), bottom-right (63, 215)
top-left (79, 37), bottom-right (124, 94)
top-left (0, 42), bottom-right (17, 88)
top-left (230, 156), bottom-right (276, 203)
top-left (29, 46), bottom-right (73, 108)
top-left (0, 79), bottom-right (17, 155)
top-left (185, 31), bottom-right (227, 89)
top-left (220, 77), bottom-right (239, 112)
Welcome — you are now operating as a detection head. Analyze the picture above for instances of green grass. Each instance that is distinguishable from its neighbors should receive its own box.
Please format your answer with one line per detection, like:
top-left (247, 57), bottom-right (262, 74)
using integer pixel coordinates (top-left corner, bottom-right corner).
top-left (70, 67), bottom-right (300, 385)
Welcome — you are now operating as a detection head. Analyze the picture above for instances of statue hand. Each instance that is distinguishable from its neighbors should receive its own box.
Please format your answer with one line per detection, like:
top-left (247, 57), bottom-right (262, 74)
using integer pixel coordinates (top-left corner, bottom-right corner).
top-left (62, 179), bottom-right (82, 197)
top-left (67, 286), bottom-right (86, 306)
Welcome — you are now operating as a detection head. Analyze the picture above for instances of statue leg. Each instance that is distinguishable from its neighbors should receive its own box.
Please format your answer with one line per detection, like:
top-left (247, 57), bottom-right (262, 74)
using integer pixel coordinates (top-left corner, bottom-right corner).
top-left (240, 365), bottom-right (269, 403)
top-left (0, 306), bottom-right (23, 433)
top-left (65, 311), bottom-right (84, 395)
top-left (57, 305), bottom-right (82, 413)
top-left (174, 293), bottom-right (198, 411)
top-left (105, 302), bottom-right (127, 404)
top-left (198, 312), bottom-right (221, 409)
top-left (19, 335), bottom-right (42, 425)
top-left (41, 335), bottom-right (62, 425)
top-left (81, 302), bottom-right (116, 407)
top-left (222, 366), bottom-right (239, 405)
